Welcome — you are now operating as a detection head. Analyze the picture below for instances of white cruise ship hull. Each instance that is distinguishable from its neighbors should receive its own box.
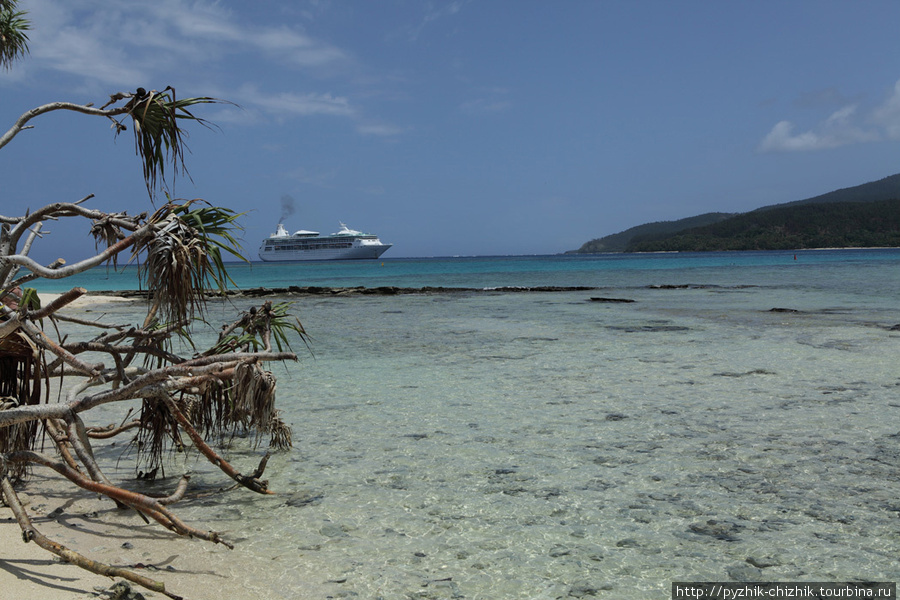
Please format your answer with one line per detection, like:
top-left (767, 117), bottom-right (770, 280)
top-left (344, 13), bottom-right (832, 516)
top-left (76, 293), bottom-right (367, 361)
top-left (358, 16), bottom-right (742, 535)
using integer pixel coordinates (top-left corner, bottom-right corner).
top-left (259, 242), bottom-right (392, 262)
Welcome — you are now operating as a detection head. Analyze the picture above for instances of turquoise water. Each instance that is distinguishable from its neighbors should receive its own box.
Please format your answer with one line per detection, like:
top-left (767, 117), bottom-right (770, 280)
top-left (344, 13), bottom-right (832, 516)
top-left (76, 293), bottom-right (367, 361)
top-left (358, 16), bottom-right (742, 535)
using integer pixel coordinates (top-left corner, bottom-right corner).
top-left (29, 248), bottom-right (900, 294)
top-left (41, 250), bottom-right (900, 598)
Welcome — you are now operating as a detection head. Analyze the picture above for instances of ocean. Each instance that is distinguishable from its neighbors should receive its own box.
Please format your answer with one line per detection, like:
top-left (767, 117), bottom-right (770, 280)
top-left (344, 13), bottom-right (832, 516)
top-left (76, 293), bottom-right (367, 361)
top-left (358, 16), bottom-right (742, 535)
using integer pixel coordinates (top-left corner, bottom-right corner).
top-left (42, 249), bottom-right (900, 598)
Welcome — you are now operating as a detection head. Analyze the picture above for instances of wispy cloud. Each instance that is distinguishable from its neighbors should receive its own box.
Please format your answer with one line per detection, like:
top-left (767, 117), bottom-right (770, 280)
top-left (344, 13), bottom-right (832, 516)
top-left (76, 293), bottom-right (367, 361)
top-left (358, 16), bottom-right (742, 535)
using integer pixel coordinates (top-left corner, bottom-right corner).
top-left (284, 166), bottom-right (339, 188)
top-left (235, 85), bottom-right (355, 118)
top-left (408, 0), bottom-right (468, 41)
top-left (357, 123), bottom-right (405, 136)
top-left (9, 0), bottom-right (402, 136)
top-left (759, 80), bottom-right (900, 152)
top-left (460, 86), bottom-right (511, 115)
top-left (17, 0), bottom-right (347, 87)
top-left (871, 79), bottom-right (900, 140)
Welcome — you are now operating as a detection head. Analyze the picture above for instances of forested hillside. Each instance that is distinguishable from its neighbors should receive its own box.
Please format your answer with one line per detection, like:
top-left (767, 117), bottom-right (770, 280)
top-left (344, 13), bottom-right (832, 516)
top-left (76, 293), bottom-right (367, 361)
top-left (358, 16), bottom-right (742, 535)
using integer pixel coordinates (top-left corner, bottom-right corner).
top-left (568, 213), bottom-right (733, 253)
top-left (569, 173), bottom-right (900, 253)
top-left (627, 199), bottom-right (900, 252)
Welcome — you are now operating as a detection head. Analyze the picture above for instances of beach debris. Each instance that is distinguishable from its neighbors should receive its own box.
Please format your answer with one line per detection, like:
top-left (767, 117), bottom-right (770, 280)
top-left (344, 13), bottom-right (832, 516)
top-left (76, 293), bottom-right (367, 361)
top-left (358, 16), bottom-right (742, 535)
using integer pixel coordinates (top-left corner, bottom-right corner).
top-left (0, 72), bottom-right (307, 598)
top-left (93, 581), bottom-right (147, 600)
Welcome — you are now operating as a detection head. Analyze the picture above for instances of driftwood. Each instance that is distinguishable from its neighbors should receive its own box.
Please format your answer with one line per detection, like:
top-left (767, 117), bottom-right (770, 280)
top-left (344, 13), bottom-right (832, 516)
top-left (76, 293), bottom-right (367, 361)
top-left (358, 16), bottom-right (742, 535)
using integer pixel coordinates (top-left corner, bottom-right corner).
top-left (0, 85), bottom-right (306, 597)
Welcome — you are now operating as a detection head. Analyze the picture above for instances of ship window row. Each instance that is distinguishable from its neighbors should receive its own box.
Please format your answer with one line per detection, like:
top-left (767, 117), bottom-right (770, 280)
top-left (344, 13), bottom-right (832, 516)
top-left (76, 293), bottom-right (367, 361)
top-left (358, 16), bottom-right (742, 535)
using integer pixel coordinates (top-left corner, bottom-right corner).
top-left (271, 242), bottom-right (354, 250)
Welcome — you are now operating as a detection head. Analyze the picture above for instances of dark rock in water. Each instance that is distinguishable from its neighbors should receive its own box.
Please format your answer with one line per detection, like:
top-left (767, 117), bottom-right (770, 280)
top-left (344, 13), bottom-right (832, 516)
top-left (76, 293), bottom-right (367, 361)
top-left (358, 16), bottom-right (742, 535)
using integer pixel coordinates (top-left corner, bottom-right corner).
top-left (726, 563), bottom-right (764, 581)
top-left (284, 491), bottom-right (324, 507)
top-left (589, 297), bottom-right (635, 303)
top-left (746, 555), bottom-right (782, 569)
top-left (768, 307), bottom-right (801, 313)
top-left (605, 412), bottom-right (627, 421)
top-left (320, 523), bottom-right (348, 538)
top-left (688, 519), bottom-right (743, 541)
top-left (92, 285), bottom-right (602, 300)
top-left (568, 584), bottom-right (600, 597)
top-left (402, 433), bottom-right (429, 440)
top-left (615, 538), bottom-right (640, 548)
top-left (888, 324), bottom-right (900, 331)
top-left (713, 369), bottom-right (777, 377)
top-left (606, 324), bottom-right (691, 333)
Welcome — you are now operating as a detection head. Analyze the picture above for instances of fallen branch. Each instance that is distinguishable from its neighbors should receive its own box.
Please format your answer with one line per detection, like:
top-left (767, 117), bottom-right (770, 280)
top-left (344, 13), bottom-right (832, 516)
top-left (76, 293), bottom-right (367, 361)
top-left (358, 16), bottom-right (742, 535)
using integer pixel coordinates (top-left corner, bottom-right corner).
top-left (160, 393), bottom-right (274, 495)
top-left (0, 472), bottom-right (180, 599)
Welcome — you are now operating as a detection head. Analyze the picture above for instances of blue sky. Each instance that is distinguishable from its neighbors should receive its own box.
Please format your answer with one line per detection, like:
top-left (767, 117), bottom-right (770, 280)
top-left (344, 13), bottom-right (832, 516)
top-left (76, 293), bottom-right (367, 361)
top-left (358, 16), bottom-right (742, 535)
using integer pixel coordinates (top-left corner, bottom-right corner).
top-left (2, 1), bottom-right (900, 263)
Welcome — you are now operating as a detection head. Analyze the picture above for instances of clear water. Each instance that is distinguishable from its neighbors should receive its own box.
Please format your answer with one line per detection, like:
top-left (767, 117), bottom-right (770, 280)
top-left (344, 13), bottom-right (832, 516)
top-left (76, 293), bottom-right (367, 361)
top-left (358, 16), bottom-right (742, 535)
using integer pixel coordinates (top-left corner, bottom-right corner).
top-left (52, 250), bottom-right (900, 598)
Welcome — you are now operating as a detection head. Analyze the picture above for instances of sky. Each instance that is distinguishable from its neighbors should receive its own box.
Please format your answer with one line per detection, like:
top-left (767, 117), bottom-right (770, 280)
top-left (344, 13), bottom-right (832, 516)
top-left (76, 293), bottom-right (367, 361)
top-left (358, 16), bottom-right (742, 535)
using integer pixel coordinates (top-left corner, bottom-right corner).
top-left (2, 0), bottom-right (900, 264)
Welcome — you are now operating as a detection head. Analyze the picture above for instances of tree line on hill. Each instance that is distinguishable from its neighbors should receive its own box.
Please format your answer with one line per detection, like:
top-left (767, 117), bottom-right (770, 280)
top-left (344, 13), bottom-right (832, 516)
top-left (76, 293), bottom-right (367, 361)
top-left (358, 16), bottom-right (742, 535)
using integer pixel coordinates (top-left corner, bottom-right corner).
top-left (628, 198), bottom-right (900, 252)
top-left (570, 173), bottom-right (900, 253)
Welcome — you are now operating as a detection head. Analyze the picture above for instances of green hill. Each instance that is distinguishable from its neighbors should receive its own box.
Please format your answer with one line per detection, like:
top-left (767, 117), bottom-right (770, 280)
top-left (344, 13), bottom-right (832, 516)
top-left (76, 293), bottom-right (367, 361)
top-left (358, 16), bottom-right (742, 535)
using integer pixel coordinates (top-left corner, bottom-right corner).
top-left (567, 213), bottom-right (734, 253)
top-left (569, 173), bottom-right (900, 253)
top-left (756, 173), bottom-right (900, 210)
top-left (628, 198), bottom-right (900, 252)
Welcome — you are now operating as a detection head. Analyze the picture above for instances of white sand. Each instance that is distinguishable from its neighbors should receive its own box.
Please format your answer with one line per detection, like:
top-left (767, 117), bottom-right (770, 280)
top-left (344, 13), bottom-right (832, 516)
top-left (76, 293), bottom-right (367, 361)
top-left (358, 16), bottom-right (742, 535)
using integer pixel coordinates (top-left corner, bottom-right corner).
top-left (1, 293), bottom-right (298, 599)
top-left (0, 474), bottom-right (279, 599)
top-left (38, 292), bottom-right (136, 310)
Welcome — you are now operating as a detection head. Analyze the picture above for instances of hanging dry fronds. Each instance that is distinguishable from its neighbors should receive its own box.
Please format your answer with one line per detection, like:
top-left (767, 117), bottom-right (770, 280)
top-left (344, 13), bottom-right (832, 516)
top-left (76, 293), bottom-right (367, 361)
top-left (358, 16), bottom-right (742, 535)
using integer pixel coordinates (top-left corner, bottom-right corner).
top-left (0, 329), bottom-right (42, 480)
top-left (268, 414), bottom-right (293, 450)
top-left (132, 395), bottom-right (182, 477)
top-left (231, 361), bottom-right (278, 445)
top-left (131, 200), bottom-right (245, 325)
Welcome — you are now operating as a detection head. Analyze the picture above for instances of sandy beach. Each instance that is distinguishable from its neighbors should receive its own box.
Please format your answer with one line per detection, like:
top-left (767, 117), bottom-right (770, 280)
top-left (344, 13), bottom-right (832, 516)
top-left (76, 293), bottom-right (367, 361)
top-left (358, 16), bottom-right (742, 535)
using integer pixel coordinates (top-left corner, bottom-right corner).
top-left (37, 292), bottom-right (137, 310)
top-left (0, 293), bottom-right (285, 600)
top-left (0, 472), bottom-right (291, 600)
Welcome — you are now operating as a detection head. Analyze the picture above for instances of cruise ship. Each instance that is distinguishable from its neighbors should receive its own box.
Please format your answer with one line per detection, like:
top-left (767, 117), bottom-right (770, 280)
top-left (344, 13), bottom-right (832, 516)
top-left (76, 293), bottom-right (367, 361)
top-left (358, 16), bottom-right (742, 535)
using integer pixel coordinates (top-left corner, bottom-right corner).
top-left (258, 223), bottom-right (392, 261)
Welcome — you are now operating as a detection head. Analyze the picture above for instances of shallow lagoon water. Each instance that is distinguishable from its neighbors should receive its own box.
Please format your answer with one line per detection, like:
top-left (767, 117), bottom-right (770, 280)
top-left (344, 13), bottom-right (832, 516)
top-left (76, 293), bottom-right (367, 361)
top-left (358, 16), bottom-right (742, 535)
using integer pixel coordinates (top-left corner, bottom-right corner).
top-left (68, 251), bottom-right (900, 598)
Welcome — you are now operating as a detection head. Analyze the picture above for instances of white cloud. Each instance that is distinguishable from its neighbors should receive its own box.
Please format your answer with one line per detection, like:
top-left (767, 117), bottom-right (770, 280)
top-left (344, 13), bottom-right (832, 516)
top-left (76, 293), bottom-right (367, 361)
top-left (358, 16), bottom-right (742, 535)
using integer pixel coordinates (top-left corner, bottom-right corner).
top-left (460, 87), bottom-right (512, 115)
top-left (759, 104), bottom-right (879, 152)
top-left (235, 85), bottom-right (354, 118)
top-left (408, 0), bottom-right (468, 41)
top-left (19, 0), bottom-right (347, 87)
top-left (759, 121), bottom-right (825, 152)
top-left (11, 1), bottom-right (390, 134)
top-left (871, 79), bottom-right (900, 140)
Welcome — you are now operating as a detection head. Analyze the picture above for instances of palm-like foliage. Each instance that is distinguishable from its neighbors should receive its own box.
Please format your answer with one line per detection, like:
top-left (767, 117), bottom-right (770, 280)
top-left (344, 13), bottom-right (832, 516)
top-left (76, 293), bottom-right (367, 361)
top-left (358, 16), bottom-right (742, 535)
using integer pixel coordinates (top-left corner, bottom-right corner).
top-left (0, 1), bottom-right (29, 70)
top-left (131, 199), bottom-right (246, 326)
top-left (110, 87), bottom-right (226, 199)
top-left (0, 17), bottom-right (304, 592)
top-left (209, 301), bottom-right (309, 355)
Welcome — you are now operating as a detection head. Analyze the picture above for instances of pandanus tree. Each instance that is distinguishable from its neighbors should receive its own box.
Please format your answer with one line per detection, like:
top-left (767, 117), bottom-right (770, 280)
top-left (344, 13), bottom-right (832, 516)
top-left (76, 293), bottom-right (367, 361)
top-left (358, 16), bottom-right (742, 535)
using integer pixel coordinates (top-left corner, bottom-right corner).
top-left (0, 4), bottom-right (305, 598)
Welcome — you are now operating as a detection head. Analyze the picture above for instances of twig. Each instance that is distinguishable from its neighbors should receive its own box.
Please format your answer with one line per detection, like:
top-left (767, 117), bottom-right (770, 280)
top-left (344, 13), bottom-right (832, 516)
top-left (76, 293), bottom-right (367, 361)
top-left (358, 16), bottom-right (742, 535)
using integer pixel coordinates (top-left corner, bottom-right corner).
top-left (159, 393), bottom-right (274, 495)
top-left (0, 472), bottom-right (181, 599)
top-left (6, 450), bottom-right (234, 548)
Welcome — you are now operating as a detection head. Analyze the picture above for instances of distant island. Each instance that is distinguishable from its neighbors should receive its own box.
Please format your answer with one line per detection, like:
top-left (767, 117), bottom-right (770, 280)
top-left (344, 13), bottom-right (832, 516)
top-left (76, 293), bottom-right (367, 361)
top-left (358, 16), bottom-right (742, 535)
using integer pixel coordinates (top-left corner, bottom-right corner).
top-left (569, 173), bottom-right (900, 253)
